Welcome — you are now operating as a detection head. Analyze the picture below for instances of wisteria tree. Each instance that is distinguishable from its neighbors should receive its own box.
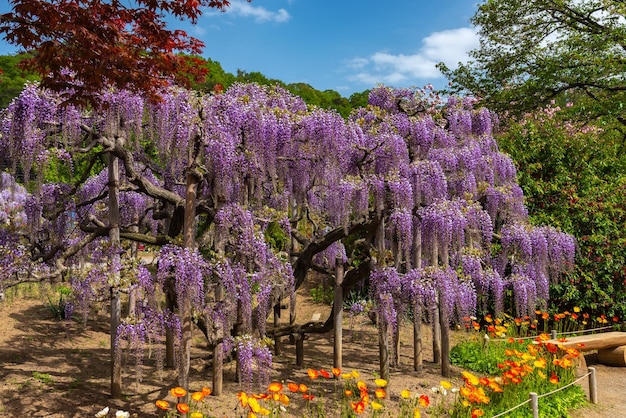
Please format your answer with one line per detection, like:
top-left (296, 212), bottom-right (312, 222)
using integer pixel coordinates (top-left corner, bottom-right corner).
top-left (0, 81), bottom-right (576, 395)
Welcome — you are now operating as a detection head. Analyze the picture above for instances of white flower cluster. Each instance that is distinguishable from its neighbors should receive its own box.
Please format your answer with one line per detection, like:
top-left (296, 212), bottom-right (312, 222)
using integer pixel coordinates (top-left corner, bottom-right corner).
top-left (95, 407), bottom-right (130, 418)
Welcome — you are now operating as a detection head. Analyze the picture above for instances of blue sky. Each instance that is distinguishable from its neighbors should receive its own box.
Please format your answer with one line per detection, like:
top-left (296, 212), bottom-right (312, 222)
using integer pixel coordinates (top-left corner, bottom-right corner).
top-left (0, 0), bottom-right (480, 97)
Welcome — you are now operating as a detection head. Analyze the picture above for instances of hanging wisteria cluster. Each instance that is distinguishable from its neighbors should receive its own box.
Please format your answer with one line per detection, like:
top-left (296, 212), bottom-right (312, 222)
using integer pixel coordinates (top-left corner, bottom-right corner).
top-left (0, 81), bottom-right (577, 388)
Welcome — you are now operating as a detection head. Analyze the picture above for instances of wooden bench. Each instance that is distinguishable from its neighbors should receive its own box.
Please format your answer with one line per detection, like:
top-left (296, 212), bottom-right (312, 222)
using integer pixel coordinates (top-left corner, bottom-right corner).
top-left (545, 331), bottom-right (626, 373)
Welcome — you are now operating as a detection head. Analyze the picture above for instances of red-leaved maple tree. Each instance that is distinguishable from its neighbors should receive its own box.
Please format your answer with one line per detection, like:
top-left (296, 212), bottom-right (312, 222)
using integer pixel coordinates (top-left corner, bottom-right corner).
top-left (0, 0), bottom-right (244, 104)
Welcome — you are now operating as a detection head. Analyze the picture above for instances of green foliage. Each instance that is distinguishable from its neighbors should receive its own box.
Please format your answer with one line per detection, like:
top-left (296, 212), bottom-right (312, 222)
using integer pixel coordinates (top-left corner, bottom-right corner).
top-left (440, 0), bottom-right (626, 128)
top-left (309, 284), bottom-right (334, 305)
top-left (46, 285), bottom-right (73, 321)
top-left (497, 104), bottom-right (626, 318)
top-left (264, 221), bottom-right (289, 252)
top-left (451, 334), bottom-right (587, 418)
top-left (0, 53), bottom-right (39, 108)
top-left (32, 371), bottom-right (55, 385)
top-left (450, 337), bottom-right (504, 375)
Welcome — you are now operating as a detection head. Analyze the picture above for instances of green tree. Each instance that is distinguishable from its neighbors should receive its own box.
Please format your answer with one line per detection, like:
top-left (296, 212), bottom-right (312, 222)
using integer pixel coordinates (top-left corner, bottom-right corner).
top-left (0, 53), bottom-right (38, 108)
top-left (439, 0), bottom-right (626, 135)
top-left (497, 103), bottom-right (626, 317)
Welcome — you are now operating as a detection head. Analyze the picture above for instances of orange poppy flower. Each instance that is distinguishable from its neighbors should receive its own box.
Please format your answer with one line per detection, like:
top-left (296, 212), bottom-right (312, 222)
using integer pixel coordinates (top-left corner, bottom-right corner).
top-left (351, 401), bottom-right (365, 414)
top-left (345, 389), bottom-right (353, 396)
top-left (357, 380), bottom-right (368, 391)
top-left (191, 391), bottom-right (204, 402)
top-left (299, 383), bottom-right (308, 393)
top-left (170, 387), bottom-right (187, 398)
top-left (375, 388), bottom-right (386, 399)
top-left (332, 367), bottom-right (341, 377)
top-left (201, 387), bottom-right (212, 396)
top-left (238, 391), bottom-right (249, 407)
top-left (319, 369), bottom-right (331, 378)
top-left (155, 400), bottom-right (170, 410)
top-left (307, 369), bottom-right (319, 379)
top-left (418, 394), bottom-right (430, 407)
top-left (549, 372), bottom-right (559, 384)
top-left (287, 382), bottom-right (299, 393)
top-left (302, 393), bottom-right (315, 401)
top-left (176, 403), bottom-right (190, 414)
top-left (471, 408), bottom-right (485, 418)
top-left (268, 382), bottom-right (283, 393)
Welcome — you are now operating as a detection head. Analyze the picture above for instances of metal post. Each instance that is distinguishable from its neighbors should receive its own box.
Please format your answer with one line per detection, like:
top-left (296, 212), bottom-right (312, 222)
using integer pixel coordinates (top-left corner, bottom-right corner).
top-left (589, 367), bottom-right (598, 404)
top-left (551, 329), bottom-right (557, 340)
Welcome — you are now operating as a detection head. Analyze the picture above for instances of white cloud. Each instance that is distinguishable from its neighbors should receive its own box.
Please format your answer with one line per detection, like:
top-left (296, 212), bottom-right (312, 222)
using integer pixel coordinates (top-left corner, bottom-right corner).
top-left (346, 27), bottom-right (479, 87)
top-left (225, 1), bottom-right (291, 23)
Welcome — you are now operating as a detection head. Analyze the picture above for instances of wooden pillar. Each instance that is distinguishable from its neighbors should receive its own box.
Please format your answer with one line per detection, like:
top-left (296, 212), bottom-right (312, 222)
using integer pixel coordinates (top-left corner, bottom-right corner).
top-left (333, 257), bottom-right (344, 370)
top-left (212, 284), bottom-right (224, 396)
top-left (413, 226), bottom-right (423, 371)
top-left (108, 153), bottom-right (122, 399)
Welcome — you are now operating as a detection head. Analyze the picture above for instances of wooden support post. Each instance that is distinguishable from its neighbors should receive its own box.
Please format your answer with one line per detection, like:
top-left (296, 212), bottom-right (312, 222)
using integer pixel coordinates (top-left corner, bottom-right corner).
top-left (379, 321), bottom-right (390, 381)
top-left (413, 312), bottom-right (423, 371)
top-left (412, 228), bottom-right (423, 371)
top-left (333, 257), bottom-right (344, 371)
top-left (295, 332), bottom-right (304, 367)
top-left (212, 285), bottom-right (224, 396)
top-left (529, 392), bottom-right (539, 418)
top-left (274, 304), bottom-right (282, 356)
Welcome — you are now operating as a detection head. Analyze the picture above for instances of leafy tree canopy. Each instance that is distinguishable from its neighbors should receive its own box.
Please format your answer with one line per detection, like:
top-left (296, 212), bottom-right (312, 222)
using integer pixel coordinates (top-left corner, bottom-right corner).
top-left (439, 0), bottom-right (626, 133)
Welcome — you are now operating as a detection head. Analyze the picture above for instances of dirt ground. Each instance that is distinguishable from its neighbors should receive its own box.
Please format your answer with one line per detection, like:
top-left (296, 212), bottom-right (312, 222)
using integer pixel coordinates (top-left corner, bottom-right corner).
top-left (0, 288), bottom-right (624, 417)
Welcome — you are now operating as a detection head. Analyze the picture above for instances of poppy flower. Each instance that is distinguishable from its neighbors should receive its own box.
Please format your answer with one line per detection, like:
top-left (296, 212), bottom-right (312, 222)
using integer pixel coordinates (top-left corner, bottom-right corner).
top-left (351, 401), bottom-right (365, 414)
top-left (191, 391), bottom-right (204, 402)
top-left (287, 382), bottom-right (299, 393)
top-left (319, 369), bottom-right (330, 378)
top-left (549, 372), bottom-right (559, 384)
top-left (332, 367), bottom-right (341, 377)
top-left (155, 400), bottom-right (169, 410)
top-left (248, 397), bottom-right (261, 413)
top-left (238, 391), bottom-right (249, 407)
top-left (268, 382), bottom-right (283, 393)
top-left (375, 388), bottom-right (386, 399)
top-left (176, 403), bottom-right (190, 414)
top-left (307, 369), bottom-right (319, 379)
top-left (171, 387), bottom-right (187, 398)
top-left (201, 387), bottom-right (212, 396)
top-left (418, 394), bottom-right (430, 407)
